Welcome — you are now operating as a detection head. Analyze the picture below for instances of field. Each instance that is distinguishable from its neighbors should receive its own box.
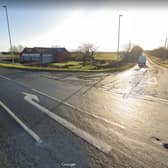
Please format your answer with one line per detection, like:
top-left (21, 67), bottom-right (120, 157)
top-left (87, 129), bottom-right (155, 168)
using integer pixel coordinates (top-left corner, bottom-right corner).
top-left (70, 52), bottom-right (118, 61)
top-left (94, 52), bottom-right (118, 61)
top-left (0, 54), bottom-right (19, 61)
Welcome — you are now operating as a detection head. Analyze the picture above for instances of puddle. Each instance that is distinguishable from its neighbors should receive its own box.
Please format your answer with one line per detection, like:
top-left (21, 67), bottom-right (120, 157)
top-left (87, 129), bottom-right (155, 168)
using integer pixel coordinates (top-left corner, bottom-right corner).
top-left (151, 136), bottom-right (168, 150)
top-left (151, 136), bottom-right (162, 145)
top-left (163, 143), bottom-right (168, 150)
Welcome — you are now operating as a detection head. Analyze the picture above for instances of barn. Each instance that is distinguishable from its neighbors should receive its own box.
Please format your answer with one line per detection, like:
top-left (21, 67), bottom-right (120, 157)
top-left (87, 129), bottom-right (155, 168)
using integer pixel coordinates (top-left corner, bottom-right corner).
top-left (20, 47), bottom-right (70, 64)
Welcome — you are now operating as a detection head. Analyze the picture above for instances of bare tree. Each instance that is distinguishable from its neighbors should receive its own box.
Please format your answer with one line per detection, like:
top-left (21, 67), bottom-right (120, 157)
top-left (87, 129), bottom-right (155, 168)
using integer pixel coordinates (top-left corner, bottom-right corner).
top-left (79, 43), bottom-right (97, 65)
top-left (18, 45), bottom-right (24, 52)
top-left (12, 44), bottom-right (24, 53)
top-left (123, 44), bottom-right (130, 53)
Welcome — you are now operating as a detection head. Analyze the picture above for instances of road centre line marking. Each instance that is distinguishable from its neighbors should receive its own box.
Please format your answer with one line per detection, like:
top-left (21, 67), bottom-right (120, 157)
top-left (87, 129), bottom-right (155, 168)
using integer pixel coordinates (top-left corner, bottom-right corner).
top-left (23, 92), bottom-right (112, 154)
top-left (0, 100), bottom-right (42, 144)
top-left (31, 88), bottom-right (125, 129)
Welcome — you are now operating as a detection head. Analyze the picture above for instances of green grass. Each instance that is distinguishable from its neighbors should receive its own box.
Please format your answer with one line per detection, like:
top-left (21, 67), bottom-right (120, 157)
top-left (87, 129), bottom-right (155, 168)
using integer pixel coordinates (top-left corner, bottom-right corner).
top-left (50, 61), bottom-right (96, 70)
top-left (0, 61), bottom-right (135, 72)
top-left (0, 62), bottom-right (97, 71)
top-left (70, 52), bottom-right (118, 61)
top-left (94, 52), bottom-right (118, 61)
top-left (0, 54), bottom-right (19, 58)
top-left (51, 61), bottom-right (82, 67)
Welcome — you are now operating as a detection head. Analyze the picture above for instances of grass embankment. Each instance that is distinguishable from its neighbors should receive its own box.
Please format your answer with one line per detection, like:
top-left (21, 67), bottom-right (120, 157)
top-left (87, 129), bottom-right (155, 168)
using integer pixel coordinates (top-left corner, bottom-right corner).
top-left (0, 52), bottom-right (134, 72)
top-left (50, 61), bottom-right (96, 70)
top-left (0, 61), bottom-right (135, 72)
top-left (149, 55), bottom-right (168, 68)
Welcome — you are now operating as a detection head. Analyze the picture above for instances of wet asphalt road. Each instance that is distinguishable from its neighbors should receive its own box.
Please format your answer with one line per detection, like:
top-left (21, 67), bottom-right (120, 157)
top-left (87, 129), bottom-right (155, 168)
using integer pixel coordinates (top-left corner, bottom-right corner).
top-left (0, 59), bottom-right (168, 167)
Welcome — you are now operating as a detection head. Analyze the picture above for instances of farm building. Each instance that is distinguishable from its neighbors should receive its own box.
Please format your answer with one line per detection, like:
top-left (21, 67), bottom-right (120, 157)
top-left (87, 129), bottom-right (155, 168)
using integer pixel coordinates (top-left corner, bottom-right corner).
top-left (20, 47), bottom-right (70, 64)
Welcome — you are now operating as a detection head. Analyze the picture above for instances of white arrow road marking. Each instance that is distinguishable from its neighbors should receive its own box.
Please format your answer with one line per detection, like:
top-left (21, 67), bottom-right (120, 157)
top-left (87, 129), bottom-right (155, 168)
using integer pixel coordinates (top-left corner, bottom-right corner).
top-left (31, 88), bottom-right (125, 129)
top-left (0, 75), bottom-right (11, 81)
top-left (23, 92), bottom-right (112, 154)
top-left (0, 100), bottom-right (42, 144)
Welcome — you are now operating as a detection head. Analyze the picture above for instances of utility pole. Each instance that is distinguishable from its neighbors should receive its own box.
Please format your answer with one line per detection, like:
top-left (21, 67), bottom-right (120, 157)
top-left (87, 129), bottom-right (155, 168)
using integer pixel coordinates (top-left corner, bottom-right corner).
top-left (129, 40), bottom-right (131, 52)
top-left (164, 37), bottom-right (168, 48)
top-left (117, 14), bottom-right (123, 59)
top-left (3, 5), bottom-right (14, 63)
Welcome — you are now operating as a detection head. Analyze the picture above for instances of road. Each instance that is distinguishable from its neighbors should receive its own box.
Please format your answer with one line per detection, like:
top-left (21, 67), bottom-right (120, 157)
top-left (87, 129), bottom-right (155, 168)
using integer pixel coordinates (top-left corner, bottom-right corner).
top-left (0, 59), bottom-right (168, 168)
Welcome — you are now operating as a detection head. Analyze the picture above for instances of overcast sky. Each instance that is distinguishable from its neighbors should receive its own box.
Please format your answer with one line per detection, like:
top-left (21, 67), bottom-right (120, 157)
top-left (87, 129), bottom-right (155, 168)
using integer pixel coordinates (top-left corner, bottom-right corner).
top-left (0, 1), bottom-right (168, 51)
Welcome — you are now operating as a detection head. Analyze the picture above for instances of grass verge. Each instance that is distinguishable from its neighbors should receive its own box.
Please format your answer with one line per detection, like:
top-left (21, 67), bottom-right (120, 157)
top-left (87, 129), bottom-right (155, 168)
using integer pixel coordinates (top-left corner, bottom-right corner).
top-left (0, 62), bottom-right (135, 73)
top-left (148, 55), bottom-right (168, 68)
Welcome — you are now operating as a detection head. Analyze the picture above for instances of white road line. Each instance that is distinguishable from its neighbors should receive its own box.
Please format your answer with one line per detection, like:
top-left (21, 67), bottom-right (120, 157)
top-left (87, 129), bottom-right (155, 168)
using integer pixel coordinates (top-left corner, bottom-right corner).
top-left (0, 75), bottom-right (11, 80)
top-left (23, 92), bottom-right (112, 154)
top-left (31, 88), bottom-right (125, 129)
top-left (0, 100), bottom-right (42, 144)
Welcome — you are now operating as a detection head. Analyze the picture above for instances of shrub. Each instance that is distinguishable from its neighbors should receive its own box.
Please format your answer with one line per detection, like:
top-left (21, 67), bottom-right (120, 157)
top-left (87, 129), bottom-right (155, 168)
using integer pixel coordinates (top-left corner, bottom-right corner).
top-left (122, 46), bottom-right (143, 63)
top-left (70, 52), bottom-right (83, 61)
top-left (149, 47), bottom-right (168, 59)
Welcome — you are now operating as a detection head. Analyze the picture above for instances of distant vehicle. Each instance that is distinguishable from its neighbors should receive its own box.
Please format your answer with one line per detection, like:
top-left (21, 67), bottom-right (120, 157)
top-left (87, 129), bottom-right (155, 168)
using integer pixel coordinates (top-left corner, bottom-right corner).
top-left (138, 55), bottom-right (146, 67)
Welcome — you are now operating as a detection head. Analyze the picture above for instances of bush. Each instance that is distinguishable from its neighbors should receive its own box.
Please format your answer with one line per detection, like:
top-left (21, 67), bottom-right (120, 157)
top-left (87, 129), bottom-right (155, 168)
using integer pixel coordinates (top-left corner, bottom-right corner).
top-left (148, 47), bottom-right (168, 59)
top-left (122, 46), bottom-right (143, 63)
top-left (70, 52), bottom-right (83, 61)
